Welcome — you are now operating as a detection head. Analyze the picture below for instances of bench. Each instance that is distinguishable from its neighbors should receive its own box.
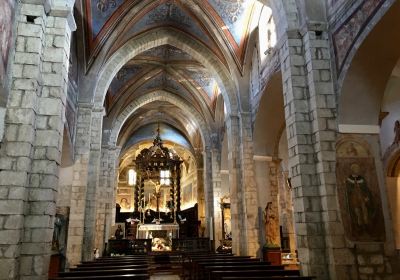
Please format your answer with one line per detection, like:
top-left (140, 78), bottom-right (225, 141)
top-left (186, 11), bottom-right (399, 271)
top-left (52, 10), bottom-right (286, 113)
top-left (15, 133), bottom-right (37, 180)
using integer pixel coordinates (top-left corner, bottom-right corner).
top-left (194, 260), bottom-right (270, 279)
top-left (70, 264), bottom-right (148, 271)
top-left (210, 269), bottom-right (300, 280)
top-left (49, 274), bottom-right (149, 280)
top-left (221, 277), bottom-right (315, 280)
top-left (58, 268), bottom-right (149, 277)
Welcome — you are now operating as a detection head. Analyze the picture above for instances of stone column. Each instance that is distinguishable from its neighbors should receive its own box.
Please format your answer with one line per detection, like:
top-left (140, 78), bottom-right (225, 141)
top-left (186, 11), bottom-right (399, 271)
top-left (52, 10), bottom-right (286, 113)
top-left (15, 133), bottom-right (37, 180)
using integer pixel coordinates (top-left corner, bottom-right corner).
top-left (278, 25), bottom-right (352, 279)
top-left (82, 107), bottom-right (103, 261)
top-left (0, 1), bottom-right (74, 278)
top-left (202, 147), bottom-right (213, 240)
top-left (66, 104), bottom-right (92, 266)
top-left (96, 145), bottom-right (120, 255)
top-left (225, 115), bottom-right (242, 255)
top-left (278, 169), bottom-right (296, 254)
top-left (194, 151), bottom-right (206, 236)
top-left (211, 144), bottom-right (223, 245)
top-left (303, 24), bottom-right (354, 279)
top-left (226, 114), bottom-right (260, 256)
top-left (203, 136), bottom-right (223, 245)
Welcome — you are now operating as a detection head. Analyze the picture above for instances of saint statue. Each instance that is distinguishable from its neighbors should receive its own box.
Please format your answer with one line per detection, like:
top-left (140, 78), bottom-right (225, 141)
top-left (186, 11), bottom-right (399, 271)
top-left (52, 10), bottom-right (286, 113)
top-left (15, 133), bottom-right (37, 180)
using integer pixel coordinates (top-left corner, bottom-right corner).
top-left (393, 120), bottom-right (400, 145)
top-left (345, 163), bottom-right (375, 234)
top-left (264, 202), bottom-right (279, 246)
top-left (52, 215), bottom-right (63, 251)
top-left (115, 225), bottom-right (124, 239)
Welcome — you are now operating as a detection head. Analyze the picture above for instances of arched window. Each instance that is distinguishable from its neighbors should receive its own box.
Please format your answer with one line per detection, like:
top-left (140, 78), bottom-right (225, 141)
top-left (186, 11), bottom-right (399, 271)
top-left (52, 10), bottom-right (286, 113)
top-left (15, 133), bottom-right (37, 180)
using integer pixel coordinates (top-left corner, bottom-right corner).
top-left (258, 5), bottom-right (277, 64)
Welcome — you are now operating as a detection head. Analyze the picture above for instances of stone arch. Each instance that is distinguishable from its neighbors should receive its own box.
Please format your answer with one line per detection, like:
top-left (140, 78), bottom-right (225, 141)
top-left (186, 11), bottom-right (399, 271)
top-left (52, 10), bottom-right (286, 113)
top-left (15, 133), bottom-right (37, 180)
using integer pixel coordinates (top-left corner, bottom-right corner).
top-left (338, 0), bottom-right (400, 126)
top-left (92, 27), bottom-right (238, 115)
top-left (253, 71), bottom-right (284, 156)
top-left (337, 0), bottom-right (398, 88)
top-left (108, 90), bottom-right (211, 149)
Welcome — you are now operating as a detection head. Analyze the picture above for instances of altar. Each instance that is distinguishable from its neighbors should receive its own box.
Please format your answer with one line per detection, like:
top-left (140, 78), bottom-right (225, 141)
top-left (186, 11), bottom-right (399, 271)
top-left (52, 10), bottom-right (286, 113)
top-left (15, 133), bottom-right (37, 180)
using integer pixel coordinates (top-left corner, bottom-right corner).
top-left (137, 223), bottom-right (179, 251)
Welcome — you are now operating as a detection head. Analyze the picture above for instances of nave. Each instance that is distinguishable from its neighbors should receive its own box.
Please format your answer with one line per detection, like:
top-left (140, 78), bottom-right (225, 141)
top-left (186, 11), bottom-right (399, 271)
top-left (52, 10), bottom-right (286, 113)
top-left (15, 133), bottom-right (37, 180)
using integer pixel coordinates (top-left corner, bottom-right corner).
top-left (1, 1), bottom-right (400, 280)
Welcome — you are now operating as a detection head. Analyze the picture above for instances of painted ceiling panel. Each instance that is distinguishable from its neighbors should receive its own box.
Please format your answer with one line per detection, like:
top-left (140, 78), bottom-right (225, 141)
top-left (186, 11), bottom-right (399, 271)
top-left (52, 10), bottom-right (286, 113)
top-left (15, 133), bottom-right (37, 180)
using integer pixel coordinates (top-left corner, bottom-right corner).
top-left (83, 0), bottom-right (255, 71)
top-left (139, 45), bottom-right (194, 61)
top-left (122, 2), bottom-right (212, 46)
top-left (109, 64), bottom-right (144, 96)
top-left (208, 0), bottom-right (254, 45)
top-left (133, 71), bottom-right (193, 102)
top-left (183, 68), bottom-right (219, 101)
top-left (122, 122), bottom-right (192, 152)
top-left (89, 0), bottom-right (125, 40)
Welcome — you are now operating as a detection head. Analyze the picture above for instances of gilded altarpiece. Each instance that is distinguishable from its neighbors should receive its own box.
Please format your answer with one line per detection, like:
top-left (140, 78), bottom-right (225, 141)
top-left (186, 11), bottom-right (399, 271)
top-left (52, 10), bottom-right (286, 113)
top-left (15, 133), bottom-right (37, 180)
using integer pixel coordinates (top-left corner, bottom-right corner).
top-left (336, 138), bottom-right (385, 242)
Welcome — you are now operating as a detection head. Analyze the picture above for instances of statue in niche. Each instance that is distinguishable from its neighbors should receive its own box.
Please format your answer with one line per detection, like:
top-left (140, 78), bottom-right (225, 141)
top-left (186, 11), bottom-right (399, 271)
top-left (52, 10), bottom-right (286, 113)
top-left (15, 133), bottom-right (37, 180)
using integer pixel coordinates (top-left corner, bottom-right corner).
top-left (264, 202), bottom-right (279, 247)
top-left (393, 120), bottom-right (400, 145)
top-left (345, 163), bottom-right (376, 233)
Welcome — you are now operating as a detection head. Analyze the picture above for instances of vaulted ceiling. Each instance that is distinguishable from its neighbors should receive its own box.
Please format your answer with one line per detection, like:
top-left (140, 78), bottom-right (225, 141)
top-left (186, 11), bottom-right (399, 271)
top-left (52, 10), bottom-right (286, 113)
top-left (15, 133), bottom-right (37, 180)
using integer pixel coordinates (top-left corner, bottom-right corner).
top-left (77, 0), bottom-right (257, 150)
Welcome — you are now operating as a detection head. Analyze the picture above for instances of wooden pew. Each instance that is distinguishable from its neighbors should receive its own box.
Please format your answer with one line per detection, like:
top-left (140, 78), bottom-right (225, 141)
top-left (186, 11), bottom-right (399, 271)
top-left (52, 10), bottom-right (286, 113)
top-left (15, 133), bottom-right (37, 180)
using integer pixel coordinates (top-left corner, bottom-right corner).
top-left (210, 269), bottom-right (300, 280)
top-left (194, 260), bottom-right (268, 279)
top-left (70, 264), bottom-right (148, 271)
top-left (77, 260), bottom-right (148, 267)
top-left (221, 277), bottom-right (315, 280)
top-left (203, 265), bottom-right (284, 280)
top-left (185, 256), bottom-right (255, 280)
top-left (49, 274), bottom-right (149, 280)
top-left (58, 268), bottom-right (149, 277)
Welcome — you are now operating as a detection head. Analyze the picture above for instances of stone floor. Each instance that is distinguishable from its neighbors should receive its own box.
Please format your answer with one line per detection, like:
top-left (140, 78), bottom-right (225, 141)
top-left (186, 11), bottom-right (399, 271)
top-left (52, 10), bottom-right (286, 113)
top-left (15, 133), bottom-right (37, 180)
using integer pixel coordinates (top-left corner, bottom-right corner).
top-left (150, 273), bottom-right (180, 280)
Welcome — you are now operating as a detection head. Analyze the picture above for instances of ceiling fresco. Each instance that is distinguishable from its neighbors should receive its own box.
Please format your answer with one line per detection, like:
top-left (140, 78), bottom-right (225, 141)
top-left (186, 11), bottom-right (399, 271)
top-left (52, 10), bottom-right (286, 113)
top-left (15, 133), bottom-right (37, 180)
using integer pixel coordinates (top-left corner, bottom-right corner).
top-left (82, 0), bottom-right (256, 71)
top-left (105, 44), bottom-right (219, 115)
top-left (122, 122), bottom-right (192, 153)
top-left (138, 45), bottom-right (195, 62)
top-left (109, 64), bottom-right (145, 96)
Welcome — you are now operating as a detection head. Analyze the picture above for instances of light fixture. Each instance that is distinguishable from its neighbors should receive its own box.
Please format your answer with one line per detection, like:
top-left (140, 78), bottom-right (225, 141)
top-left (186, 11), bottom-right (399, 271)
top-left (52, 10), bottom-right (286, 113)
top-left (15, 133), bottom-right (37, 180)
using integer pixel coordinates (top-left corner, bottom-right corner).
top-left (128, 169), bottom-right (136, 186)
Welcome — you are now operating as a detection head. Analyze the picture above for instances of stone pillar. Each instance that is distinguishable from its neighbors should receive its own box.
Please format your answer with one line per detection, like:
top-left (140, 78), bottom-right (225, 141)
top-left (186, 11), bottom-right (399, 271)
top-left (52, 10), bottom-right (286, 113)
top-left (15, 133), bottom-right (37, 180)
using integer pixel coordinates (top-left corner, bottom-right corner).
top-left (194, 151), bottom-right (206, 236)
top-left (66, 104), bottom-right (92, 266)
top-left (225, 115), bottom-right (242, 255)
top-left (278, 169), bottom-right (296, 253)
top-left (211, 145), bottom-right (223, 245)
top-left (96, 145), bottom-right (120, 255)
top-left (0, 1), bottom-right (74, 278)
top-left (278, 25), bottom-right (353, 279)
top-left (226, 114), bottom-right (260, 256)
top-left (203, 136), bottom-right (223, 245)
top-left (82, 107), bottom-right (103, 261)
top-left (203, 147), bottom-right (213, 239)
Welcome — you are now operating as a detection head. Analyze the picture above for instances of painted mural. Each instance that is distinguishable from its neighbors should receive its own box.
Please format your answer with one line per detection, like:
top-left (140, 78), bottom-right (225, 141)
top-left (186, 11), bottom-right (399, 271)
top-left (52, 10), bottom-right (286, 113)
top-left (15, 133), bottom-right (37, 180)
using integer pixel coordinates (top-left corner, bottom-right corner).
top-left (333, 0), bottom-right (384, 73)
top-left (336, 139), bottom-right (385, 242)
top-left (0, 0), bottom-right (15, 86)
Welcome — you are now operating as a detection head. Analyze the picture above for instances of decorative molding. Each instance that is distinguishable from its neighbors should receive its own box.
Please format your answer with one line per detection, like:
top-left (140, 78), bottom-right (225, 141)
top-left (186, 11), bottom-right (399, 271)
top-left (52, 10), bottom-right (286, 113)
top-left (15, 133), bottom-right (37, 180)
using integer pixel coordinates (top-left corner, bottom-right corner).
top-left (338, 124), bottom-right (380, 134)
top-left (253, 155), bottom-right (273, 162)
